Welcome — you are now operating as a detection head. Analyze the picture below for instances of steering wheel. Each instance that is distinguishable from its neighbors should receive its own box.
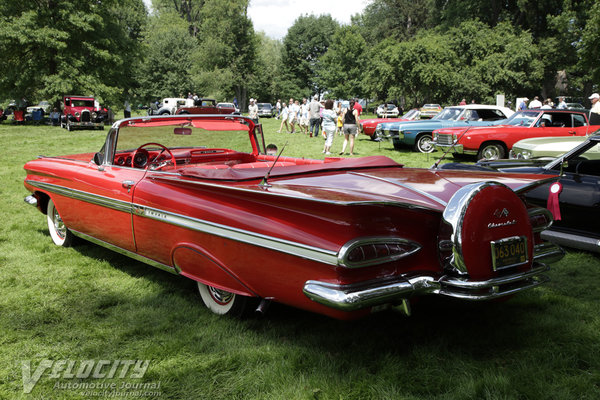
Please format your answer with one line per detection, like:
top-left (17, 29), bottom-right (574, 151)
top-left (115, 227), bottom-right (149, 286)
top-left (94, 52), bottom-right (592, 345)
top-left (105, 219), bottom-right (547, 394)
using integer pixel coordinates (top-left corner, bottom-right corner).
top-left (131, 142), bottom-right (176, 170)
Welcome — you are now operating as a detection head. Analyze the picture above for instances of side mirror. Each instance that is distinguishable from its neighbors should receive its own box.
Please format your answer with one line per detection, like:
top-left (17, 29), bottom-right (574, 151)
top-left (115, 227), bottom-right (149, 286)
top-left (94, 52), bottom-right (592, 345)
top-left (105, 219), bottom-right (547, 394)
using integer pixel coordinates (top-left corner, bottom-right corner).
top-left (93, 152), bottom-right (104, 165)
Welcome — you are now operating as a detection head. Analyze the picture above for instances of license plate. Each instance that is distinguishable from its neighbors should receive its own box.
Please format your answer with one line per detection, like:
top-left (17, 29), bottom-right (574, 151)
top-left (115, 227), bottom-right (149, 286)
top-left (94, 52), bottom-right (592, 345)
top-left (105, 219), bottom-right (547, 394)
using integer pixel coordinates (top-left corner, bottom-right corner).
top-left (491, 236), bottom-right (528, 271)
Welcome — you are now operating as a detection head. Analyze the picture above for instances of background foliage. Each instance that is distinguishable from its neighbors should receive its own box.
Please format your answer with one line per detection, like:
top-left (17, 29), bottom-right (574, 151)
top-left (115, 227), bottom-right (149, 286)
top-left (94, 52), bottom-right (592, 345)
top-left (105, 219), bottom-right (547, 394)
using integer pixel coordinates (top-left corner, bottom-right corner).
top-left (0, 0), bottom-right (598, 110)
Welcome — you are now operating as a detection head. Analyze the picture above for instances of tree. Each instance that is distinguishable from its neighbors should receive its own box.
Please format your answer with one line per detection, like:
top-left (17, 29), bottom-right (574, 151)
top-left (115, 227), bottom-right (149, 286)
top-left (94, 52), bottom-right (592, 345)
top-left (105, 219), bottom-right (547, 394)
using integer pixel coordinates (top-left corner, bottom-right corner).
top-left (136, 11), bottom-right (197, 101)
top-left (152, 0), bottom-right (204, 37)
top-left (191, 0), bottom-right (257, 109)
top-left (280, 15), bottom-right (339, 98)
top-left (0, 0), bottom-right (147, 107)
top-left (317, 26), bottom-right (367, 99)
top-left (358, 0), bottom-right (435, 45)
top-left (247, 32), bottom-right (282, 103)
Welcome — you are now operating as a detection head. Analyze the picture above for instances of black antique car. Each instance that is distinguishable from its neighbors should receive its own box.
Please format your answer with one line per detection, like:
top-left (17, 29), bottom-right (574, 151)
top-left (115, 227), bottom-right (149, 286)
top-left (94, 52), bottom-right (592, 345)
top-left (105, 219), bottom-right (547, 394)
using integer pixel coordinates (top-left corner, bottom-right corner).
top-left (438, 132), bottom-right (600, 253)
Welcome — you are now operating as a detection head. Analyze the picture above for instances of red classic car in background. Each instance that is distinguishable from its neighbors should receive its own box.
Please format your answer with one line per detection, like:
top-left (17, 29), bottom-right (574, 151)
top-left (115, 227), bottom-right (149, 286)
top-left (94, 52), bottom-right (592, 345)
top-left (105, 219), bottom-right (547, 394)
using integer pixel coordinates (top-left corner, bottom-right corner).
top-left (60, 95), bottom-right (105, 131)
top-left (433, 109), bottom-right (599, 160)
top-left (24, 115), bottom-right (564, 320)
top-left (359, 109), bottom-right (421, 140)
top-left (176, 98), bottom-right (237, 115)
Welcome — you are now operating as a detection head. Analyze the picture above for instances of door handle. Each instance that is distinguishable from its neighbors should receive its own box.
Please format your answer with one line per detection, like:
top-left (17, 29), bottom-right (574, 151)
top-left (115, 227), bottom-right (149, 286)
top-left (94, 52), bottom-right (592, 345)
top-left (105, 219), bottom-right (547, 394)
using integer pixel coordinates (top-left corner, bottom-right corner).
top-left (122, 180), bottom-right (135, 192)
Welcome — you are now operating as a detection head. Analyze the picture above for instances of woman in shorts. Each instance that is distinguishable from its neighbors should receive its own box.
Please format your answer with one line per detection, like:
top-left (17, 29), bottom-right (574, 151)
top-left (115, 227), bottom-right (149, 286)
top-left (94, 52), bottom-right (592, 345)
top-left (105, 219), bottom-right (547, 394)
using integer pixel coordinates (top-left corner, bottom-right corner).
top-left (339, 100), bottom-right (359, 156)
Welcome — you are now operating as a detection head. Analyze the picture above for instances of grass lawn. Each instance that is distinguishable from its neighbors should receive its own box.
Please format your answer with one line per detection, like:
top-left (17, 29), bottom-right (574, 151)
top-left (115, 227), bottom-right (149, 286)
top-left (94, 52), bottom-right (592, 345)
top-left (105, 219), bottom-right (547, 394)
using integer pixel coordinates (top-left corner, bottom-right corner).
top-left (1, 114), bottom-right (599, 399)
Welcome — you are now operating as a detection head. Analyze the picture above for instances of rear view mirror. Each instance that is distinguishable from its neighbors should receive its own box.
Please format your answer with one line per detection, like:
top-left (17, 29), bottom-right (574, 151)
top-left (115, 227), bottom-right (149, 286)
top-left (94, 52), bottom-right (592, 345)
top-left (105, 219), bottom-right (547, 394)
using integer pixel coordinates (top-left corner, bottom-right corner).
top-left (93, 152), bottom-right (103, 165)
top-left (174, 127), bottom-right (192, 135)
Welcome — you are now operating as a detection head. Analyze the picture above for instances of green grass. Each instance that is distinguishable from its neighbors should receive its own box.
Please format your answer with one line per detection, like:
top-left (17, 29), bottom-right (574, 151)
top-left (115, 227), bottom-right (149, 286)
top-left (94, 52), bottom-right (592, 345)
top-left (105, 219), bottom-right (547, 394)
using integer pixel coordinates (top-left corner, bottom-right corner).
top-left (1, 116), bottom-right (599, 399)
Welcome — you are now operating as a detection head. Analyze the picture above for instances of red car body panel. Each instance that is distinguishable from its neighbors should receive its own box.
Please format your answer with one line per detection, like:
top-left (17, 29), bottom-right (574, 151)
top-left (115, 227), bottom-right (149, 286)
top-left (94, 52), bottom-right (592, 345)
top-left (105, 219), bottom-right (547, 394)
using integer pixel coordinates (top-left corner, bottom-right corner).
top-left (24, 115), bottom-right (564, 319)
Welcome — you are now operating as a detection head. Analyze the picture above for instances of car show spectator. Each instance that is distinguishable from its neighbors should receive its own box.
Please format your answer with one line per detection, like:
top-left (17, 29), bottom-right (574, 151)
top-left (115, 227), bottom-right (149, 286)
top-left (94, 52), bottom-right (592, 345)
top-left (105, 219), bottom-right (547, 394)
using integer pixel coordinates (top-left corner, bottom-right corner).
top-left (589, 93), bottom-right (600, 125)
top-left (519, 97), bottom-right (529, 110)
top-left (266, 143), bottom-right (278, 156)
top-left (299, 98), bottom-right (309, 134)
top-left (124, 99), bottom-right (131, 118)
top-left (277, 102), bottom-right (290, 133)
top-left (529, 96), bottom-right (542, 108)
top-left (248, 98), bottom-right (258, 124)
top-left (321, 99), bottom-right (338, 155)
top-left (353, 99), bottom-right (363, 116)
top-left (339, 99), bottom-right (360, 156)
top-left (459, 98), bottom-right (467, 105)
top-left (50, 108), bottom-right (61, 126)
top-left (308, 95), bottom-right (321, 138)
top-left (557, 97), bottom-right (567, 109)
top-left (541, 98), bottom-right (553, 109)
top-left (276, 99), bottom-right (281, 119)
top-left (288, 99), bottom-right (299, 133)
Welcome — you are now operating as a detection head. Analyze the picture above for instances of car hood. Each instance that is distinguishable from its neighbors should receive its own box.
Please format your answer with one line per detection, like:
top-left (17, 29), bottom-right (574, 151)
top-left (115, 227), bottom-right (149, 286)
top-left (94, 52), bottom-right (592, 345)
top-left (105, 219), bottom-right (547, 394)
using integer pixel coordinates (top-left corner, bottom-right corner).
top-left (166, 158), bottom-right (556, 212)
top-left (513, 136), bottom-right (586, 151)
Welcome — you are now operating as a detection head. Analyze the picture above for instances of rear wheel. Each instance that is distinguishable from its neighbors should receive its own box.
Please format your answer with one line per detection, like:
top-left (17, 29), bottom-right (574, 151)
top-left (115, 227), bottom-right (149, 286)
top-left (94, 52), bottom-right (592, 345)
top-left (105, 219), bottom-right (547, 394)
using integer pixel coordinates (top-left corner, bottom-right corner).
top-left (478, 143), bottom-right (505, 160)
top-left (415, 133), bottom-right (434, 153)
top-left (47, 199), bottom-right (74, 247)
top-left (197, 283), bottom-right (250, 317)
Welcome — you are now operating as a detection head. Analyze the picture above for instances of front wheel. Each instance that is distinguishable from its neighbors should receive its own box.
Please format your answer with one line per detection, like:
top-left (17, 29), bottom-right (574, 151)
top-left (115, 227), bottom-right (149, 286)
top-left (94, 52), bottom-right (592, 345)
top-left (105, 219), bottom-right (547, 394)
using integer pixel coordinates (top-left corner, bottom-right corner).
top-left (47, 199), bottom-right (74, 247)
top-left (415, 134), bottom-right (434, 153)
top-left (197, 283), bottom-right (250, 317)
top-left (478, 143), bottom-right (505, 160)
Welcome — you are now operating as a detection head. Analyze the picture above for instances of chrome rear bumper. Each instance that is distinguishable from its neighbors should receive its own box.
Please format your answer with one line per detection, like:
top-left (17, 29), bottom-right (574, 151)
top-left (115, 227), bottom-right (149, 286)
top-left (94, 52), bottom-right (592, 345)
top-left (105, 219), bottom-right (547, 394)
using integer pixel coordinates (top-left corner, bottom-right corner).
top-left (303, 262), bottom-right (551, 311)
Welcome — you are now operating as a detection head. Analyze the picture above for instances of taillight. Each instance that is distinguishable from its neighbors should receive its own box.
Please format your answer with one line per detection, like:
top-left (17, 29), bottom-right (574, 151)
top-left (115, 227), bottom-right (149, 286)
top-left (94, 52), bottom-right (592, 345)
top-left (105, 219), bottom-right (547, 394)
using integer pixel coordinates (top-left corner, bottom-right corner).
top-left (339, 237), bottom-right (421, 268)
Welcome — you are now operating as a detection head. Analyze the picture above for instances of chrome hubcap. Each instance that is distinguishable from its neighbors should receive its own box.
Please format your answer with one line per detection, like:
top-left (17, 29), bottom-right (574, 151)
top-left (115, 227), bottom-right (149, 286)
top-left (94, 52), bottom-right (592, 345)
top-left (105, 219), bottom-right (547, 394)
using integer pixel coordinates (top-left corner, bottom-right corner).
top-left (208, 286), bottom-right (234, 305)
top-left (53, 208), bottom-right (66, 239)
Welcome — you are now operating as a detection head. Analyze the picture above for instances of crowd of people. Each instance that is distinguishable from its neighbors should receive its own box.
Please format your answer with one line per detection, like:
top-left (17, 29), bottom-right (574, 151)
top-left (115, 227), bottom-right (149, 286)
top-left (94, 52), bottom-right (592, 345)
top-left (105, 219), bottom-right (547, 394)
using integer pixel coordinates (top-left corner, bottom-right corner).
top-left (273, 96), bottom-right (363, 156)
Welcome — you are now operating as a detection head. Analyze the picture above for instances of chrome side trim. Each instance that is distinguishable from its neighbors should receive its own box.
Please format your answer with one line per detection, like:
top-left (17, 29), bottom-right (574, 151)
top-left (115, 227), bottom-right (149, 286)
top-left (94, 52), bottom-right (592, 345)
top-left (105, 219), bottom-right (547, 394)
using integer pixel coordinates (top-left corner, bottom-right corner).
top-left (303, 263), bottom-right (551, 310)
top-left (541, 230), bottom-right (600, 253)
top-left (135, 204), bottom-right (340, 265)
top-left (26, 180), bottom-right (425, 267)
top-left (70, 230), bottom-right (177, 274)
top-left (533, 241), bottom-right (565, 264)
top-left (26, 181), bottom-right (132, 214)
top-left (348, 171), bottom-right (448, 207)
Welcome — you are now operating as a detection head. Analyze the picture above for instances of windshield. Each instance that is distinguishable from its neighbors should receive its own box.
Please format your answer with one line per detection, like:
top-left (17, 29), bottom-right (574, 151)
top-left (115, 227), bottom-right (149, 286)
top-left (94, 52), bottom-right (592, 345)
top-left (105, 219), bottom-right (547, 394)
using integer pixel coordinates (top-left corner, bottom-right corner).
top-left (70, 99), bottom-right (94, 107)
top-left (503, 111), bottom-right (540, 127)
top-left (433, 107), bottom-right (464, 121)
top-left (109, 116), bottom-right (264, 165)
top-left (402, 109), bottom-right (419, 119)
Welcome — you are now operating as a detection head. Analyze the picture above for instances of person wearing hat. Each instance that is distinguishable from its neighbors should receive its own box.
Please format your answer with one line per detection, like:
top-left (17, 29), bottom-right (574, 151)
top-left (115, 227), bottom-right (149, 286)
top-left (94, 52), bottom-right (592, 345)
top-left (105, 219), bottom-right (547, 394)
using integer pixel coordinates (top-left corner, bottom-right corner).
top-left (589, 93), bottom-right (600, 125)
top-left (248, 98), bottom-right (258, 124)
top-left (519, 97), bottom-right (529, 110)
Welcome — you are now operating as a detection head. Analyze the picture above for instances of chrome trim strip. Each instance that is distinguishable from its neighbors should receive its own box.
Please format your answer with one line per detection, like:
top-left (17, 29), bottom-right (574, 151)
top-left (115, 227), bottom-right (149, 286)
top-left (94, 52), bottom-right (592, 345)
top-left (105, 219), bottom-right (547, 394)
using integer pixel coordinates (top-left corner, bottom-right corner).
top-left (541, 230), bottom-right (600, 253)
top-left (70, 230), bottom-right (177, 274)
top-left (26, 181), bottom-right (132, 214)
top-left (303, 262), bottom-right (551, 310)
top-left (26, 180), bottom-right (431, 267)
top-left (136, 204), bottom-right (340, 265)
top-left (348, 171), bottom-right (448, 207)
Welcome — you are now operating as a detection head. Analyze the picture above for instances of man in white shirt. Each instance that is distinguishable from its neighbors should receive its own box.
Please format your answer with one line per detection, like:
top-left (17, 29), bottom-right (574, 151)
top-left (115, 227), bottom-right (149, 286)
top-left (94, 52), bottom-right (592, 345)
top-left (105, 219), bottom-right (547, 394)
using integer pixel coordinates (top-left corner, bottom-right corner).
top-left (557, 96), bottom-right (567, 109)
top-left (248, 98), bottom-right (258, 124)
top-left (528, 96), bottom-right (542, 108)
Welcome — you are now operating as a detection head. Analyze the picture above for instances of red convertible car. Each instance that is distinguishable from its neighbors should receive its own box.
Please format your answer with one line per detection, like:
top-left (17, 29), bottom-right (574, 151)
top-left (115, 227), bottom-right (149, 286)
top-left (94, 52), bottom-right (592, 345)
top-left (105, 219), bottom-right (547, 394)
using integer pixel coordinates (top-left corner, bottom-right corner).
top-left (433, 109), bottom-right (599, 160)
top-left (24, 115), bottom-right (564, 320)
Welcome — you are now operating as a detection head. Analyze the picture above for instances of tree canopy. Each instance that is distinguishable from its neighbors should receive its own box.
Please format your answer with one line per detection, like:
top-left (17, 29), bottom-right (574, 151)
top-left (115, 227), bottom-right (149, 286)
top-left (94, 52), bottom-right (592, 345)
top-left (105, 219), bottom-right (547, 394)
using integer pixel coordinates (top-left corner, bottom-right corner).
top-left (0, 0), bottom-right (598, 109)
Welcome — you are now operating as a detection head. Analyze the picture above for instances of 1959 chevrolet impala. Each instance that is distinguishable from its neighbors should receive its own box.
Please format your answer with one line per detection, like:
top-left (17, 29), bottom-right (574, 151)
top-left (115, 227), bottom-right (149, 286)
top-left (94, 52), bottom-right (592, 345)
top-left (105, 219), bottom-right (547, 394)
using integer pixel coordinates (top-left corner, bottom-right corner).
top-left (24, 115), bottom-right (564, 320)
